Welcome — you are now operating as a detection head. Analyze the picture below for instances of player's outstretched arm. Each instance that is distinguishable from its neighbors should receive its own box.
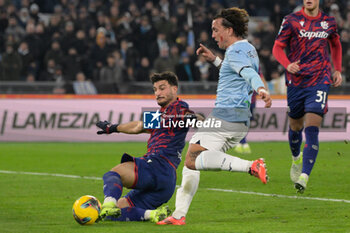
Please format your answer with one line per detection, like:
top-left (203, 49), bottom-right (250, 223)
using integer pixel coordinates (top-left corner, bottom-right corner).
top-left (96, 120), bottom-right (146, 135)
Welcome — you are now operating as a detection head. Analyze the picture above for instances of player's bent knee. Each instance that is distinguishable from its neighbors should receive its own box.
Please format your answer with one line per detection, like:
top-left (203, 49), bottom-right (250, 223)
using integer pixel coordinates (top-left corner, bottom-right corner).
top-left (116, 198), bottom-right (130, 209)
top-left (110, 165), bottom-right (120, 173)
top-left (185, 144), bottom-right (207, 170)
top-left (110, 162), bottom-right (136, 188)
top-left (185, 156), bottom-right (196, 170)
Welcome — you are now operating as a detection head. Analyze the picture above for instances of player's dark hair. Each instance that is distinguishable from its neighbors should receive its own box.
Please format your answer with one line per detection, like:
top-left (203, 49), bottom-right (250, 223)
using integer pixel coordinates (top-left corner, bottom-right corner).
top-left (214, 7), bottom-right (249, 38)
top-left (150, 71), bottom-right (178, 87)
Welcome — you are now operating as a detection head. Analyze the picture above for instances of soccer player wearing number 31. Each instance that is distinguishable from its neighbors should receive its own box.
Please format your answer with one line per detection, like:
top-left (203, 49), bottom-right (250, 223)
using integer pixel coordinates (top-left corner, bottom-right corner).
top-left (272, 0), bottom-right (342, 193)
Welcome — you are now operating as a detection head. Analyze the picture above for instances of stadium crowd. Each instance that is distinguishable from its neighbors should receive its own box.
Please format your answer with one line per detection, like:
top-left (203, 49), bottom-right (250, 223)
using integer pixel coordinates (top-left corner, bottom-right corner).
top-left (0, 0), bottom-right (349, 94)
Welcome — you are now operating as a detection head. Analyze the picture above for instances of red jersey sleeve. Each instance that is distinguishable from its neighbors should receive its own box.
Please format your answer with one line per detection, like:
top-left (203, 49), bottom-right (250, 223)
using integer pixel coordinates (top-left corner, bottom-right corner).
top-left (327, 19), bottom-right (342, 72)
top-left (272, 41), bottom-right (291, 69)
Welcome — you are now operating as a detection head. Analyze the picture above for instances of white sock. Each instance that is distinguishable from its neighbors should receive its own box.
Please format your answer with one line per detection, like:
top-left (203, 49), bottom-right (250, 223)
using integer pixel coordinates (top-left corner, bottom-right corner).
top-left (144, 210), bottom-right (151, 220)
top-left (103, 196), bottom-right (117, 206)
top-left (300, 173), bottom-right (309, 181)
top-left (292, 152), bottom-right (302, 161)
top-left (172, 166), bottom-right (200, 219)
top-left (195, 150), bottom-right (252, 172)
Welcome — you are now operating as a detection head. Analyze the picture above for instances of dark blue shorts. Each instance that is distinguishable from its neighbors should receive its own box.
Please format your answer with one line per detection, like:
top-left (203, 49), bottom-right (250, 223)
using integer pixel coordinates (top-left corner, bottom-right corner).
top-left (287, 84), bottom-right (330, 119)
top-left (121, 153), bottom-right (177, 210)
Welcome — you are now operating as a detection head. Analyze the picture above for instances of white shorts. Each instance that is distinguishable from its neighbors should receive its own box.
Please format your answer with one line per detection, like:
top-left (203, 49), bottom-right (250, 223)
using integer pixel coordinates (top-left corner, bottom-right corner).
top-left (189, 113), bottom-right (248, 152)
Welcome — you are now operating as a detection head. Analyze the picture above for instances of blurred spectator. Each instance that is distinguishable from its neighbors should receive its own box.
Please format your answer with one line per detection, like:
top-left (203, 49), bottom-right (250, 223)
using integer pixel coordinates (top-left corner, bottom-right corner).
top-left (46, 14), bottom-right (62, 37)
top-left (135, 15), bottom-right (157, 59)
top-left (29, 3), bottom-right (40, 23)
top-left (0, 44), bottom-right (22, 81)
top-left (44, 40), bottom-right (64, 67)
top-left (195, 54), bottom-right (211, 83)
top-left (26, 72), bottom-right (35, 82)
top-left (75, 6), bottom-right (93, 32)
top-left (153, 46), bottom-right (176, 73)
top-left (149, 32), bottom-right (170, 64)
top-left (18, 7), bottom-right (29, 28)
top-left (60, 21), bottom-right (75, 53)
top-left (73, 71), bottom-right (97, 95)
top-left (39, 58), bottom-right (56, 81)
top-left (99, 54), bottom-right (123, 92)
top-left (0, 8), bottom-right (8, 35)
top-left (270, 3), bottom-right (283, 30)
top-left (119, 39), bottom-right (139, 81)
top-left (175, 32), bottom-right (188, 54)
top-left (109, 5), bottom-right (120, 29)
top-left (175, 52), bottom-right (199, 82)
top-left (89, 28), bottom-right (110, 80)
top-left (5, 15), bottom-right (25, 43)
top-left (196, 30), bottom-right (216, 51)
top-left (259, 46), bottom-right (280, 93)
top-left (135, 57), bottom-right (151, 81)
top-left (23, 22), bottom-right (41, 61)
top-left (71, 30), bottom-right (89, 57)
top-left (340, 30), bottom-right (349, 56)
top-left (329, 3), bottom-right (344, 27)
top-left (53, 64), bottom-right (64, 84)
top-left (17, 41), bottom-right (34, 79)
top-left (62, 47), bottom-right (81, 81)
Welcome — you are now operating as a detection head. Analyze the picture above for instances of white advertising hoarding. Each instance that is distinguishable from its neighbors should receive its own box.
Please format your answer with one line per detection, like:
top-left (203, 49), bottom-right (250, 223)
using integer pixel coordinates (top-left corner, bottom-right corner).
top-left (0, 98), bottom-right (349, 142)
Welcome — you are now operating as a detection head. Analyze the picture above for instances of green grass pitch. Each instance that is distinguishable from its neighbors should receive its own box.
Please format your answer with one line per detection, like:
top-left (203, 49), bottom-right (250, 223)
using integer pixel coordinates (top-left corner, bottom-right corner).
top-left (0, 141), bottom-right (349, 233)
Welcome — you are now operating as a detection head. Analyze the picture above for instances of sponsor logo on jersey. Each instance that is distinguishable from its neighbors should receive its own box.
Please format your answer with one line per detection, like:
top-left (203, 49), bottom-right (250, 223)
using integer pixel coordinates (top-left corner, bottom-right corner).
top-left (299, 29), bottom-right (328, 39)
top-left (320, 21), bottom-right (329, 29)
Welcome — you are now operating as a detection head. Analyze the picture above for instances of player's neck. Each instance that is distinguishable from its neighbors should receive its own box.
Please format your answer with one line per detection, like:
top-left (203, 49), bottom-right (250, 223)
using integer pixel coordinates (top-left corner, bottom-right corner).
top-left (227, 36), bottom-right (242, 48)
top-left (303, 6), bottom-right (320, 17)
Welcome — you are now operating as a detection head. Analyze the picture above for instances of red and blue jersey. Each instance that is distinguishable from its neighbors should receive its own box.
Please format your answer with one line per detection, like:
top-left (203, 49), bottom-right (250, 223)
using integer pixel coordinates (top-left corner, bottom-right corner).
top-left (146, 99), bottom-right (190, 168)
top-left (275, 8), bottom-right (339, 88)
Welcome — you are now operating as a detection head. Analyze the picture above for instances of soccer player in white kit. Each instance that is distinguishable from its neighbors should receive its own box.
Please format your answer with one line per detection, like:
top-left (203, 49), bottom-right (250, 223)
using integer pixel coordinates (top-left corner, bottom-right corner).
top-left (157, 7), bottom-right (272, 225)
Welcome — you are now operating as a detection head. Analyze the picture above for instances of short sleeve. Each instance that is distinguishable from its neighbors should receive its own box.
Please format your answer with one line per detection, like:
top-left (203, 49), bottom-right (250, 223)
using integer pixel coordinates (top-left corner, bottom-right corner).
top-left (227, 49), bottom-right (252, 75)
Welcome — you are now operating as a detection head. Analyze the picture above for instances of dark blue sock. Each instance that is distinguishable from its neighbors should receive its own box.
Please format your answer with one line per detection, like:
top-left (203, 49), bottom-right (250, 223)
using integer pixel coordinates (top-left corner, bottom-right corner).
top-left (240, 137), bottom-right (247, 144)
top-left (288, 127), bottom-right (303, 157)
top-left (302, 126), bottom-right (319, 175)
top-left (109, 207), bottom-right (146, 221)
top-left (103, 171), bottom-right (123, 200)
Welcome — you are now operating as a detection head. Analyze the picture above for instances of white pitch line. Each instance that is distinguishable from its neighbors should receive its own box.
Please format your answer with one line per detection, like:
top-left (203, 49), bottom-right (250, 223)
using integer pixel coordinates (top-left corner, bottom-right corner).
top-left (1, 170), bottom-right (350, 204)
top-left (206, 188), bottom-right (350, 204)
top-left (0, 169), bottom-right (101, 180)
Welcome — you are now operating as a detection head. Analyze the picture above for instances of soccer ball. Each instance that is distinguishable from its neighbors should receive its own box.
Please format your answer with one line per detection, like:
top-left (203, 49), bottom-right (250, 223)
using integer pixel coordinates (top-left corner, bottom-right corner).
top-left (72, 195), bottom-right (101, 225)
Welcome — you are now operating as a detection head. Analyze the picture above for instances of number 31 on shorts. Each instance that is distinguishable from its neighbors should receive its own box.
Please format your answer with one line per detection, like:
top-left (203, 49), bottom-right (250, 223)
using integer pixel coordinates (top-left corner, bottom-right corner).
top-left (315, 90), bottom-right (327, 108)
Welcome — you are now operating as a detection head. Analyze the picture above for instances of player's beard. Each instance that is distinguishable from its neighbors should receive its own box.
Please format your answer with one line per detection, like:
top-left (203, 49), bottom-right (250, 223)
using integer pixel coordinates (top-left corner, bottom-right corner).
top-left (157, 93), bottom-right (175, 108)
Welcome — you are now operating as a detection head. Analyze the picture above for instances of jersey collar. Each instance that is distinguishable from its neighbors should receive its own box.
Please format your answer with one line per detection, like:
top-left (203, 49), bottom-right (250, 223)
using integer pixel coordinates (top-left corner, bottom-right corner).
top-left (227, 39), bottom-right (248, 50)
top-left (301, 6), bottom-right (321, 20)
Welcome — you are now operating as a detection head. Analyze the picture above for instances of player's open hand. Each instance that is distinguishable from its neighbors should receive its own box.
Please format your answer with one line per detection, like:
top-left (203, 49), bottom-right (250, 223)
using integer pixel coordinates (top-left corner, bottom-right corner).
top-left (196, 43), bottom-right (216, 62)
top-left (332, 71), bottom-right (342, 87)
top-left (287, 60), bottom-right (300, 74)
top-left (96, 120), bottom-right (119, 134)
top-left (258, 88), bottom-right (272, 108)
